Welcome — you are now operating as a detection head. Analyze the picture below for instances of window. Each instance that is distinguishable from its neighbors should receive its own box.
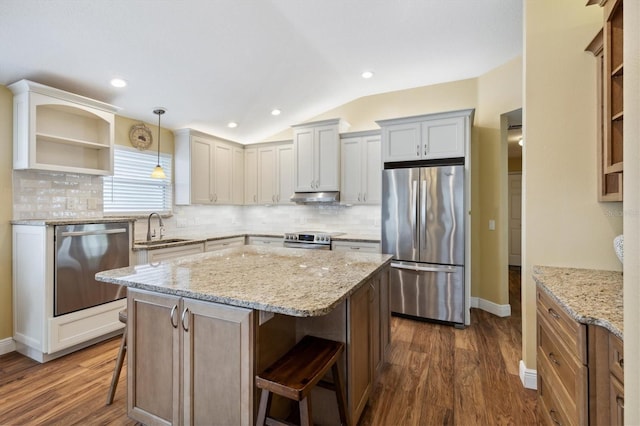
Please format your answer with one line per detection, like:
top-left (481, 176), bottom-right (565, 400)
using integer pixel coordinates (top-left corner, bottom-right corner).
top-left (103, 145), bottom-right (172, 214)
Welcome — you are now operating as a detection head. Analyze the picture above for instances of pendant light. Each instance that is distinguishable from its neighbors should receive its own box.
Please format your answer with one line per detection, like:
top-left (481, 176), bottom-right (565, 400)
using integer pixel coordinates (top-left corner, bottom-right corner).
top-left (151, 108), bottom-right (167, 179)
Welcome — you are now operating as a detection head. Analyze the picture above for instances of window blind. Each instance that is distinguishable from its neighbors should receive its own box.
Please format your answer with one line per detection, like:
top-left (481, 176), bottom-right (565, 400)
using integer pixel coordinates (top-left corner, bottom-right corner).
top-left (103, 146), bottom-right (173, 214)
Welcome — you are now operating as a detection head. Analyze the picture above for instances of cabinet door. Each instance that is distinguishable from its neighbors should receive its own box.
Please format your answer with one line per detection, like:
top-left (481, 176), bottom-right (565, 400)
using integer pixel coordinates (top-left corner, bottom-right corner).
top-left (293, 127), bottom-right (315, 191)
top-left (127, 290), bottom-right (181, 426)
top-left (212, 141), bottom-right (233, 204)
top-left (382, 122), bottom-right (421, 162)
top-left (315, 124), bottom-right (340, 191)
top-left (422, 116), bottom-right (465, 159)
top-left (205, 236), bottom-right (245, 252)
top-left (244, 148), bottom-right (258, 204)
top-left (276, 144), bottom-right (294, 204)
top-left (341, 137), bottom-right (362, 204)
top-left (362, 135), bottom-right (381, 204)
top-left (609, 375), bottom-right (624, 426)
top-left (182, 299), bottom-right (253, 426)
top-left (232, 146), bottom-right (244, 205)
top-left (257, 146), bottom-right (277, 204)
top-left (190, 137), bottom-right (214, 204)
top-left (348, 282), bottom-right (372, 425)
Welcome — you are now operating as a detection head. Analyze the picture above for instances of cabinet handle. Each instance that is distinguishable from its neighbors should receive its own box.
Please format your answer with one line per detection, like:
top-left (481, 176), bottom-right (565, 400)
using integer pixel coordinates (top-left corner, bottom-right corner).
top-left (272, 194), bottom-right (275, 202)
top-left (363, 193), bottom-right (367, 202)
top-left (357, 193), bottom-right (361, 202)
top-left (616, 395), bottom-right (624, 409)
top-left (424, 145), bottom-right (427, 156)
top-left (351, 247), bottom-right (361, 250)
top-left (181, 307), bottom-right (190, 332)
top-left (618, 358), bottom-right (624, 369)
top-left (416, 144), bottom-right (420, 156)
top-left (548, 352), bottom-right (560, 366)
top-left (253, 194), bottom-right (257, 202)
top-left (547, 308), bottom-right (560, 320)
top-left (170, 305), bottom-right (178, 328)
top-left (549, 409), bottom-right (561, 425)
top-left (214, 194), bottom-right (218, 202)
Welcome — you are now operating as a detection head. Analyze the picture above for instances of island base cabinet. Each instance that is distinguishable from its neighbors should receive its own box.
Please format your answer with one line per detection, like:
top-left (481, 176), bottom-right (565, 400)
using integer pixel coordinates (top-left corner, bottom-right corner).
top-left (128, 290), bottom-right (180, 426)
top-left (127, 289), bottom-right (254, 426)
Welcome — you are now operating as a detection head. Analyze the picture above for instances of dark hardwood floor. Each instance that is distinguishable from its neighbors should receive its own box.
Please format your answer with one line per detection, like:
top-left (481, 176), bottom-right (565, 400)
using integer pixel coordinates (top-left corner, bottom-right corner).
top-left (0, 267), bottom-right (535, 425)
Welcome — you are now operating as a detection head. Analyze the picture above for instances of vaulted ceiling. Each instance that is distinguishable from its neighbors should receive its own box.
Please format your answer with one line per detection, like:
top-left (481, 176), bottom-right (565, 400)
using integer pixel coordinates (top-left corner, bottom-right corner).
top-left (0, 0), bottom-right (522, 143)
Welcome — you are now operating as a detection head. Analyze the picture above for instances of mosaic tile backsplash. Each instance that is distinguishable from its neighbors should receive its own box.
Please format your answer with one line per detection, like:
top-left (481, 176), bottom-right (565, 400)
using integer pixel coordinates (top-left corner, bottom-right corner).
top-left (14, 170), bottom-right (381, 239)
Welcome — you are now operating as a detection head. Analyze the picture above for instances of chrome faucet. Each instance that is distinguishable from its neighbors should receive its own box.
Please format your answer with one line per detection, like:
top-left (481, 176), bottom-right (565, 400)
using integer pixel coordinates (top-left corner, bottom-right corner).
top-left (147, 212), bottom-right (164, 241)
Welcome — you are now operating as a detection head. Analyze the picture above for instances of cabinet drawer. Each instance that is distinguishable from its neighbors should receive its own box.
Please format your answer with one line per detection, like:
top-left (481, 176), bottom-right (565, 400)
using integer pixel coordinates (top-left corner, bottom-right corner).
top-left (536, 287), bottom-right (586, 363)
top-left (609, 333), bottom-right (624, 383)
top-left (205, 236), bottom-right (245, 252)
top-left (537, 313), bottom-right (586, 401)
top-left (610, 374), bottom-right (624, 426)
top-left (538, 355), bottom-right (582, 426)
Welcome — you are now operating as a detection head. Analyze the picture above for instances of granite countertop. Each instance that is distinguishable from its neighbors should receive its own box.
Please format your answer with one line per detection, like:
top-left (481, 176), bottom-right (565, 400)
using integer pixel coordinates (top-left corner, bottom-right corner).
top-left (97, 245), bottom-right (392, 317)
top-left (533, 265), bottom-right (623, 339)
top-left (132, 232), bottom-right (380, 250)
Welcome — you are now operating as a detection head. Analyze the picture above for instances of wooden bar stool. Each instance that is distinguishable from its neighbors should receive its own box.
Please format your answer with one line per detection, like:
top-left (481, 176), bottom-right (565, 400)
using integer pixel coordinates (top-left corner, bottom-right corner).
top-left (255, 335), bottom-right (350, 426)
top-left (106, 309), bottom-right (127, 405)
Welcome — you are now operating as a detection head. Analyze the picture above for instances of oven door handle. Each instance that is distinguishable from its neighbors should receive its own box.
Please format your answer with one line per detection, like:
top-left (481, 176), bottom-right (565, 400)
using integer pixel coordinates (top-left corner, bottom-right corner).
top-left (60, 228), bottom-right (128, 237)
top-left (283, 242), bottom-right (330, 250)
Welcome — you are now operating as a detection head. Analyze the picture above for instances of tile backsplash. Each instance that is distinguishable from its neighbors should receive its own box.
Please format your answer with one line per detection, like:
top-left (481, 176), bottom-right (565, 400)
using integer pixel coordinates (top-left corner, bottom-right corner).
top-left (13, 170), bottom-right (103, 220)
top-left (13, 170), bottom-right (381, 238)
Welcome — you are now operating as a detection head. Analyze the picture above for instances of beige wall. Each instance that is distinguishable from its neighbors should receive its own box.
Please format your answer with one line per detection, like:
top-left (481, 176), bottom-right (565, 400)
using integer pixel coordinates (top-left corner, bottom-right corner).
top-left (0, 86), bottom-right (13, 340)
top-left (115, 115), bottom-right (175, 154)
top-left (522, 0), bottom-right (623, 371)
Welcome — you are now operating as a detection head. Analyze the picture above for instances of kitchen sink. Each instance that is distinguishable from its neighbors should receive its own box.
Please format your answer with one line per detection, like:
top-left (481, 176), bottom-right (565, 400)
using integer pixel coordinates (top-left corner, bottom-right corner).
top-left (135, 238), bottom-right (191, 246)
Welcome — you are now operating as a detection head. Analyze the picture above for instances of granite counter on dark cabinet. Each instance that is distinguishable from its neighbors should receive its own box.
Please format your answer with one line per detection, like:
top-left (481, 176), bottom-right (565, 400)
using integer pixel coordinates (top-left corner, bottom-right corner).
top-left (533, 265), bottom-right (623, 339)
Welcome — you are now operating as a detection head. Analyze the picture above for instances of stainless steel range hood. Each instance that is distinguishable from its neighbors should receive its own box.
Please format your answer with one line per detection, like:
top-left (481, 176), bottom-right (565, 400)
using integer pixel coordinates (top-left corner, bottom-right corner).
top-left (290, 191), bottom-right (340, 204)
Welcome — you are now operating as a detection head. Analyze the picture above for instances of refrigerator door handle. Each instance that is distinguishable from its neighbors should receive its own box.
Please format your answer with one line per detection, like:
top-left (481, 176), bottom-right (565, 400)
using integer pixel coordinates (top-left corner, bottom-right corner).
top-left (391, 262), bottom-right (456, 274)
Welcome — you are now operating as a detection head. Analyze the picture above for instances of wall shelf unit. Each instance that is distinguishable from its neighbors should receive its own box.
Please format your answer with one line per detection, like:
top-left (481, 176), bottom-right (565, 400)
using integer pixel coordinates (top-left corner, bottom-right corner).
top-left (9, 79), bottom-right (119, 176)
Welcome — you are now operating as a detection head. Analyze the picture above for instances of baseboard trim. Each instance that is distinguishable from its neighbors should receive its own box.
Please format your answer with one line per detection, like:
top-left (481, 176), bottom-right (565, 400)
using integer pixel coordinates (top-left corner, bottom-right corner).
top-left (0, 337), bottom-right (16, 355)
top-left (470, 297), bottom-right (511, 317)
top-left (519, 360), bottom-right (537, 390)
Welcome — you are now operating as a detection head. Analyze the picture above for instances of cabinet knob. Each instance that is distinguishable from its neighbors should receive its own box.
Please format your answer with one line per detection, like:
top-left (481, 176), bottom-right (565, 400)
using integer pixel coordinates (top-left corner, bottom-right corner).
top-left (548, 352), bottom-right (560, 366)
top-left (170, 305), bottom-right (178, 328)
top-left (547, 308), bottom-right (560, 320)
top-left (357, 193), bottom-right (361, 202)
top-left (616, 395), bottom-right (624, 409)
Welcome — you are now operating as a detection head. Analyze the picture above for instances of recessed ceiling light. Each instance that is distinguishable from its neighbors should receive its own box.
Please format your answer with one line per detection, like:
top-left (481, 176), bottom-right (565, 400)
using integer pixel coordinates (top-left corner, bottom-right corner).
top-left (271, 109), bottom-right (281, 116)
top-left (110, 78), bottom-right (127, 88)
top-left (361, 71), bottom-right (374, 79)
top-left (227, 122), bottom-right (238, 128)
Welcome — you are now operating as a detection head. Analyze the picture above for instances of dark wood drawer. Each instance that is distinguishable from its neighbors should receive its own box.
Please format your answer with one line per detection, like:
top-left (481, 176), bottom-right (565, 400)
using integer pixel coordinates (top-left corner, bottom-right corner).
top-left (608, 333), bottom-right (623, 383)
top-left (536, 286), bottom-right (587, 363)
top-left (537, 313), bottom-right (587, 401)
top-left (538, 357), bottom-right (578, 426)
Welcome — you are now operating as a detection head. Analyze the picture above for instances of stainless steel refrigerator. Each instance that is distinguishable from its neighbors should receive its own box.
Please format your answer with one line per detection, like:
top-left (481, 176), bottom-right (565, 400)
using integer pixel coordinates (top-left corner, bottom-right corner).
top-left (382, 163), bottom-right (465, 325)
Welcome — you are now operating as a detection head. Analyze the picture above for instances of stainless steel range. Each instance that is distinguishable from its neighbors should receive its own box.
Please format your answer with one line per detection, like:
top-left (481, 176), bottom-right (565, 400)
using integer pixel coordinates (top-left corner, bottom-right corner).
top-left (283, 231), bottom-right (345, 250)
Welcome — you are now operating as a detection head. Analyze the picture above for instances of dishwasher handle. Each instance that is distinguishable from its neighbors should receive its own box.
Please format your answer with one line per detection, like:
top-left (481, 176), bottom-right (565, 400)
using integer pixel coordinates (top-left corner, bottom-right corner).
top-left (391, 262), bottom-right (457, 274)
top-left (60, 228), bottom-right (128, 237)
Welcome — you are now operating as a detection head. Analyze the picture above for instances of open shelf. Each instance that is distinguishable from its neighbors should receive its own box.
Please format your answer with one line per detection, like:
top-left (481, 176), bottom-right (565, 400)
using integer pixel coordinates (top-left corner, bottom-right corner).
top-left (9, 80), bottom-right (118, 176)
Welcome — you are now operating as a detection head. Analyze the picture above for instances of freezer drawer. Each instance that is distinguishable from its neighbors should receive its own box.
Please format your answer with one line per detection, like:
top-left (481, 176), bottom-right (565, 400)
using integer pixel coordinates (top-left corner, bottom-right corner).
top-left (390, 262), bottom-right (464, 324)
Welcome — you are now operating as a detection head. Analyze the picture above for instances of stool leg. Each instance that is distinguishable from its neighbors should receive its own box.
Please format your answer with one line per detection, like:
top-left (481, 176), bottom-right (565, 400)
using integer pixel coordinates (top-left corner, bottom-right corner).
top-left (256, 389), bottom-right (272, 425)
top-left (106, 327), bottom-right (127, 405)
top-left (299, 396), bottom-right (312, 426)
top-left (332, 363), bottom-right (350, 426)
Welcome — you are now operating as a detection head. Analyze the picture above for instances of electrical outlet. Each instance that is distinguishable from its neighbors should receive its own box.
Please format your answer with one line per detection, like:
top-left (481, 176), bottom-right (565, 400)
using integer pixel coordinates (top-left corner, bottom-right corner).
top-left (489, 219), bottom-right (496, 231)
top-left (66, 198), bottom-right (76, 210)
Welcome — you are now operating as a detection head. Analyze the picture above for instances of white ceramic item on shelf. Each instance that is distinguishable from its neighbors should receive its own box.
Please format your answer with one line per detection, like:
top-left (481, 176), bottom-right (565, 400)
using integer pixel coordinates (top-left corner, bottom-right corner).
top-left (613, 234), bottom-right (623, 264)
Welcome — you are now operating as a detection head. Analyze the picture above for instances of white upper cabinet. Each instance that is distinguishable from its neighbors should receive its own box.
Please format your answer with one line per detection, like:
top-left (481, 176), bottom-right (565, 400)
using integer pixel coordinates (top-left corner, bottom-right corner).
top-left (254, 142), bottom-right (294, 205)
top-left (174, 129), bottom-right (243, 205)
top-left (377, 109), bottom-right (473, 163)
top-left (341, 132), bottom-right (381, 205)
top-left (9, 79), bottom-right (119, 176)
top-left (244, 147), bottom-right (258, 204)
top-left (292, 119), bottom-right (349, 192)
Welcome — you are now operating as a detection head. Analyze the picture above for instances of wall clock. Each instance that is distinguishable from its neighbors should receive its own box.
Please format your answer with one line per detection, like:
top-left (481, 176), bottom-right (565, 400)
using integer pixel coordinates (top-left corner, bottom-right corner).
top-left (129, 123), bottom-right (153, 150)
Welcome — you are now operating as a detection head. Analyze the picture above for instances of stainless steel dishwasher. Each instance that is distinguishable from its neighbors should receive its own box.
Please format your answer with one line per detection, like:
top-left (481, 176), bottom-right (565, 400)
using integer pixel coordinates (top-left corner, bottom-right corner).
top-left (54, 222), bottom-right (130, 316)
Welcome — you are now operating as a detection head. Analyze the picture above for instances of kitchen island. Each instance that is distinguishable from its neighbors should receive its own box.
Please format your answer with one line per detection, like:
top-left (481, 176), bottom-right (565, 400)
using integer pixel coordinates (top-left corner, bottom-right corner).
top-left (96, 245), bottom-right (392, 426)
